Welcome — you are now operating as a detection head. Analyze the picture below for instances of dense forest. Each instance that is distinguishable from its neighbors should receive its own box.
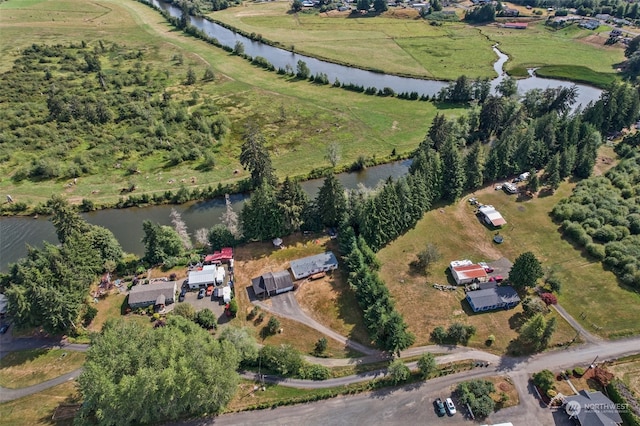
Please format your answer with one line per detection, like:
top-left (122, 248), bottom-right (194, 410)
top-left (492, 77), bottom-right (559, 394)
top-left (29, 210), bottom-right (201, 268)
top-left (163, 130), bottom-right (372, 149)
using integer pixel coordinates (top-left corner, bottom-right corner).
top-left (553, 134), bottom-right (640, 289)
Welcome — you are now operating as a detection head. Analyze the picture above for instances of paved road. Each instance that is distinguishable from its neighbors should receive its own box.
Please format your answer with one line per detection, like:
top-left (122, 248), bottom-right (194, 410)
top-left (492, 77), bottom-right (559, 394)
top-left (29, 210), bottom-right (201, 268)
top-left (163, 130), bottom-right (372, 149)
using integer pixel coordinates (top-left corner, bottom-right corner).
top-left (254, 292), bottom-right (379, 356)
top-left (0, 337), bottom-right (88, 402)
top-left (190, 336), bottom-right (640, 426)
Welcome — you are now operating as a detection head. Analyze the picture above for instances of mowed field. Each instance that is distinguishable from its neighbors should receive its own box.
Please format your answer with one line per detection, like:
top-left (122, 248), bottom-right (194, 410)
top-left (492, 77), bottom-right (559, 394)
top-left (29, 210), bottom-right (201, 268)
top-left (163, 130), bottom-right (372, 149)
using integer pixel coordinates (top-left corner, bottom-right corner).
top-left (377, 148), bottom-right (640, 350)
top-left (0, 0), bottom-right (464, 207)
top-left (211, 0), bottom-right (624, 83)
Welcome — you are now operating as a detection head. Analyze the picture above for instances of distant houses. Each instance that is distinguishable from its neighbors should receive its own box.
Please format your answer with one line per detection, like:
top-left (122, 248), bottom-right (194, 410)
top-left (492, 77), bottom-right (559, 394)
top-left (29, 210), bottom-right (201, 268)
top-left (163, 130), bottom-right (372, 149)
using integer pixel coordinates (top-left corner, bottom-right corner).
top-left (466, 283), bottom-right (520, 312)
top-left (128, 281), bottom-right (177, 310)
top-left (290, 252), bottom-right (339, 280)
top-left (579, 19), bottom-right (600, 30)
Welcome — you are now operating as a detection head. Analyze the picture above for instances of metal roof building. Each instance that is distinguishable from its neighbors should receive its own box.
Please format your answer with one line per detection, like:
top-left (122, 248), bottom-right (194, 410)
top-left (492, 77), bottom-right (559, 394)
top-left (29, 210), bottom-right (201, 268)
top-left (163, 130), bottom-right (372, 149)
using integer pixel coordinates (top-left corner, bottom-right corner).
top-left (290, 252), bottom-right (338, 280)
top-left (466, 285), bottom-right (520, 312)
top-left (128, 281), bottom-right (177, 309)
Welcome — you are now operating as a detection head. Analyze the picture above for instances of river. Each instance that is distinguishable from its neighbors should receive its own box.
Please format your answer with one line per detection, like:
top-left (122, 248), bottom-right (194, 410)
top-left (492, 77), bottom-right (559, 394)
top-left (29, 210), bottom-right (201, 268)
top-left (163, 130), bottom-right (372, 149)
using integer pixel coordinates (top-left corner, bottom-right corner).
top-left (0, 3), bottom-right (605, 271)
top-left (0, 160), bottom-right (412, 271)
top-left (149, 0), bottom-right (602, 105)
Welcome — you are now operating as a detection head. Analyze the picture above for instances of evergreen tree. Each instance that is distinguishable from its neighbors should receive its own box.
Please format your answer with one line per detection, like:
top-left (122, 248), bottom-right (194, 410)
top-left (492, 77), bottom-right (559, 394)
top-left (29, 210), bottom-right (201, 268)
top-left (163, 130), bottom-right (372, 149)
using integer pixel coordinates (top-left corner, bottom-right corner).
top-left (559, 145), bottom-right (577, 178)
top-left (356, 0), bottom-right (371, 11)
top-left (440, 139), bottom-right (465, 202)
top-left (277, 177), bottom-right (309, 233)
top-left (479, 96), bottom-right (504, 138)
top-left (496, 76), bottom-right (518, 98)
top-left (373, 0), bottom-right (388, 12)
top-left (316, 174), bottom-right (347, 228)
top-left (427, 113), bottom-right (451, 150)
top-left (545, 153), bottom-right (561, 191)
top-left (239, 124), bottom-right (277, 188)
top-left (48, 195), bottom-right (89, 244)
top-left (527, 169), bottom-right (540, 193)
top-left (240, 183), bottom-right (283, 241)
top-left (185, 67), bottom-right (197, 85)
top-left (509, 251), bottom-right (544, 290)
top-left (464, 142), bottom-right (484, 190)
top-left (208, 224), bottom-right (235, 251)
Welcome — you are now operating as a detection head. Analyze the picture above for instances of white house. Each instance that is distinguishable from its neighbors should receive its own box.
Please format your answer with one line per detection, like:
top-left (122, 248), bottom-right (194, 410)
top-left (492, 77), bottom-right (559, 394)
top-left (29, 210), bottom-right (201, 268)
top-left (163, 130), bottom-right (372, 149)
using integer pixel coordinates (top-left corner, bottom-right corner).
top-left (290, 252), bottom-right (338, 280)
top-left (187, 270), bottom-right (216, 289)
top-left (450, 263), bottom-right (488, 285)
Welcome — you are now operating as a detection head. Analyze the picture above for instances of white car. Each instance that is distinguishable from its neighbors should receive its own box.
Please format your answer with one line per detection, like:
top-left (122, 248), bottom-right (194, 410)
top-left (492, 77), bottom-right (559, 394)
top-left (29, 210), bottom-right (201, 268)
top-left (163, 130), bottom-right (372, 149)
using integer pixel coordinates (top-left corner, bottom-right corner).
top-left (445, 397), bottom-right (456, 415)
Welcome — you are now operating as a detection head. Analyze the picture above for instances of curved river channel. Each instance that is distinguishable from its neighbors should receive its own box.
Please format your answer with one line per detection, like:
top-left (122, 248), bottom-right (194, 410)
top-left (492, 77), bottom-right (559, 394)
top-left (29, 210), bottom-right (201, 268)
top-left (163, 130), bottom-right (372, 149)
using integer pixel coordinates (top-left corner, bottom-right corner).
top-left (0, 2), bottom-right (605, 271)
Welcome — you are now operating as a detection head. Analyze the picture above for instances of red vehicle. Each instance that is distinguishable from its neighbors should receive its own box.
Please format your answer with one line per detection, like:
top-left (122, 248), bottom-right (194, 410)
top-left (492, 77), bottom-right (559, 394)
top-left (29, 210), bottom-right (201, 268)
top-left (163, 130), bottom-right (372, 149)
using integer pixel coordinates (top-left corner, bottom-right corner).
top-left (206, 285), bottom-right (214, 296)
top-left (489, 275), bottom-right (504, 283)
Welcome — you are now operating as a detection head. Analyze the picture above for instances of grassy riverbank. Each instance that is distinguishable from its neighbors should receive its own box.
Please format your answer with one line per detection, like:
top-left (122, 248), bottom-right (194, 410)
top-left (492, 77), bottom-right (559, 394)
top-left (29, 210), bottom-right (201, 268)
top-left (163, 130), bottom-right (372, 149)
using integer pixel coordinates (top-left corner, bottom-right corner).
top-left (0, 0), bottom-right (464, 213)
top-left (210, 1), bottom-right (623, 85)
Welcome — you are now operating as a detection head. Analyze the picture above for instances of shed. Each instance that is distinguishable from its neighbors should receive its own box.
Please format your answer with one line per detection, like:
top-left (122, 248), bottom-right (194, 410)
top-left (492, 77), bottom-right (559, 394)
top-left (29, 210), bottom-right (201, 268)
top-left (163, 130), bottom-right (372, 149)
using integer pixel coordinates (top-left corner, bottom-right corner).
top-left (187, 270), bottom-right (216, 289)
top-left (203, 247), bottom-right (233, 264)
top-left (251, 270), bottom-right (295, 297)
top-left (290, 252), bottom-right (338, 280)
top-left (478, 205), bottom-right (507, 228)
top-left (466, 285), bottom-right (520, 312)
top-left (128, 281), bottom-right (177, 309)
top-left (451, 264), bottom-right (488, 285)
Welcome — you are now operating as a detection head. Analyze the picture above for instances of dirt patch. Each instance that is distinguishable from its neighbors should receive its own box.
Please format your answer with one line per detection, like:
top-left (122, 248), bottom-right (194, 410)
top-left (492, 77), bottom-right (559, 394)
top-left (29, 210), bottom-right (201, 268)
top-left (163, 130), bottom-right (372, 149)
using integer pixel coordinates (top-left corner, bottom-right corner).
top-left (391, 120), bottom-right (398, 130)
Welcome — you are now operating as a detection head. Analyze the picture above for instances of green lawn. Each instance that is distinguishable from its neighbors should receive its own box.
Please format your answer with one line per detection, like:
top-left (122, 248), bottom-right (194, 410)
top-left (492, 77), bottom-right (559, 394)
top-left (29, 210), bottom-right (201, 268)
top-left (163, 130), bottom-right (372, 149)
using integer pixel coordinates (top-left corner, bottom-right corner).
top-left (0, 349), bottom-right (85, 389)
top-left (211, 1), bottom-right (623, 84)
top-left (0, 0), bottom-right (466, 210)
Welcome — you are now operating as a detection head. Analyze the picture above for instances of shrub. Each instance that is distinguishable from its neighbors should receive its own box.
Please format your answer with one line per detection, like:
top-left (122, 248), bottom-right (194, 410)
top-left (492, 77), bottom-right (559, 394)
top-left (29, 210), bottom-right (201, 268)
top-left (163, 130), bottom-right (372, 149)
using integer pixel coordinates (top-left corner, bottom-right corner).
top-left (172, 303), bottom-right (196, 321)
top-left (195, 308), bottom-right (217, 330)
top-left (298, 364), bottom-right (330, 380)
top-left (586, 243), bottom-right (606, 260)
top-left (263, 316), bottom-right (280, 336)
top-left (314, 337), bottom-right (328, 355)
top-left (83, 305), bottom-right (98, 326)
top-left (573, 367), bottom-right (585, 377)
top-left (540, 292), bottom-right (558, 305)
top-left (532, 369), bottom-right (555, 394)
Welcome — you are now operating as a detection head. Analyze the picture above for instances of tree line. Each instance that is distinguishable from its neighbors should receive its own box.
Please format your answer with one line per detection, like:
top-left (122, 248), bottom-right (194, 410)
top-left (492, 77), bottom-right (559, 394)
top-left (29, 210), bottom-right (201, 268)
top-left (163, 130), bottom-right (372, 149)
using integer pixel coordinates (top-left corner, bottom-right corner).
top-left (1, 197), bottom-right (123, 335)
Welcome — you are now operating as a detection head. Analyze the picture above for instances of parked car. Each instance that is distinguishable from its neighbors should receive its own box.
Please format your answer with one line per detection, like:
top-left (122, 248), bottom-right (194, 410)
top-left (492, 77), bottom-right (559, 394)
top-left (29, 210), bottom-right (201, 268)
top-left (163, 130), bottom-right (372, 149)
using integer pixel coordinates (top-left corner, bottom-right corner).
top-left (0, 324), bottom-right (9, 335)
top-left (489, 275), bottom-right (504, 283)
top-left (197, 288), bottom-right (205, 299)
top-left (435, 398), bottom-right (446, 416)
top-left (478, 262), bottom-right (494, 273)
top-left (178, 289), bottom-right (187, 302)
top-left (206, 285), bottom-right (214, 296)
top-left (446, 397), bottom-right (457, 415)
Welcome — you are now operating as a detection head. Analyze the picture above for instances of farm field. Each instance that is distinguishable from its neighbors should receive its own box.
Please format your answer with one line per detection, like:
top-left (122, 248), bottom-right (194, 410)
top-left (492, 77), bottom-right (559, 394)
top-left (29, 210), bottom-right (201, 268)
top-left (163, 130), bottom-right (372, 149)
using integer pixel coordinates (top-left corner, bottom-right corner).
top-left (378, 149), bottom-right (640, 349)
top-left (0, 0), bottom-right (463, 210)
top-left (210, 0), bottom-right (623, 84)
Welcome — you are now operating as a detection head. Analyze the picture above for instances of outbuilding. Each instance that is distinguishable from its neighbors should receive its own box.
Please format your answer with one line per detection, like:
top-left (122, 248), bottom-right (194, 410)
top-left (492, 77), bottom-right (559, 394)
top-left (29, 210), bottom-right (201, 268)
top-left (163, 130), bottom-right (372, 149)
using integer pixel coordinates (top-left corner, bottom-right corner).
top-left (451, 263), bottom-right (488, 285)
top-left (478, 205), bottom-right (507, 228)
top-left (187, 270), bottom-right (216, 289)
top-left (128, 281), bottom-right (177, 310)
top-left (466, 284), bottom-right (520, 312)
top-left (290, 252), bottom-right (338, 280)
top-left (252, 270), bottom-right (295, 298)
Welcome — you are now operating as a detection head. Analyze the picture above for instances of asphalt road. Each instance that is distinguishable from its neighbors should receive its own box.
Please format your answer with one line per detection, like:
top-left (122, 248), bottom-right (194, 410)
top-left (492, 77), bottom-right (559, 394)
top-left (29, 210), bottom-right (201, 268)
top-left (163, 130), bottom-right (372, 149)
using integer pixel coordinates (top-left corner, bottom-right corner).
top-left (184, 336), bottom-right (640, 426)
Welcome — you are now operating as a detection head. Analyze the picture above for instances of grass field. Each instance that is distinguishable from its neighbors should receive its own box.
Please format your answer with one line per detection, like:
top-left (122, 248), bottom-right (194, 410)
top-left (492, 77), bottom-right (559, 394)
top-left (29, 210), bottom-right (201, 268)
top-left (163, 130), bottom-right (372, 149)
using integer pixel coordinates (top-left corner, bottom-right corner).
top-left (231, 233), bottom-right (369, 355)
top-left (0, 349), bottom-right (85, 389)
top-left (378, 148), bottom-right (640, 347)
top-left (608, 355), bottom-right (640, 396)
top-left (211, 0), bottom-right (623, 83)
top-left (0, 381), bottom-right (80, 426)
top-left (0, 0), bottom-right (465, 210)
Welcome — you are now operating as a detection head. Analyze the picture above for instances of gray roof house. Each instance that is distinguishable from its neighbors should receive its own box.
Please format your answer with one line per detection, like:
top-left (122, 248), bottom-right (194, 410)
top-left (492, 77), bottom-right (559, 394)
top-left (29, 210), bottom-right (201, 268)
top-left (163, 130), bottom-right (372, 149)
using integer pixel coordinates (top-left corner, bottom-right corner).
top-left (128, 281), bottom-right (177, 309)
top-left (466, 285), bottom-right (520, 312)
top-left (251, 270), bottom-right (294, 297)
top-left (564, 390), bottom-right (623, 426)
top-left (290, 252), bottom-right (338, 280)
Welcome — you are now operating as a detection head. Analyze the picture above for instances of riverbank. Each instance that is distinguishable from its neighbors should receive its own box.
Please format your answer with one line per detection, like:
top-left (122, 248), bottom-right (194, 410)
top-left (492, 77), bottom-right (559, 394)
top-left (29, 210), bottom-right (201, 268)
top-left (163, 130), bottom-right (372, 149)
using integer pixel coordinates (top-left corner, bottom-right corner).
top-left (209, 0), bottom-right (623, 87)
